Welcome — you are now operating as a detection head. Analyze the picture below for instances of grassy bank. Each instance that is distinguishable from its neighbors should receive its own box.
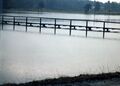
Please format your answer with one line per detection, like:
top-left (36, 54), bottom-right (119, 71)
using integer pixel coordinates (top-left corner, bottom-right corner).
top-left (1, 72), bottom-right (120, 86)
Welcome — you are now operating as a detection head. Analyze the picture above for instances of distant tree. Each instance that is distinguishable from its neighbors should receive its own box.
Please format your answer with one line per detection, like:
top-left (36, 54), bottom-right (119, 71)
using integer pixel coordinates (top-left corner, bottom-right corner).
top-left (0, 0), bottom-right (3, 13)
top-left (84, 3), bottom-right (92, 13)
top-left (110, 2), bottom-right (120, 12)
top-left (104, 1), bottom-right (111, 13)
top-left (94, 2), bottom-right (101, 12)
top-left (38, 0), bottom-right (44, 12)
top-left (2, 0), bottom-right (120, 14)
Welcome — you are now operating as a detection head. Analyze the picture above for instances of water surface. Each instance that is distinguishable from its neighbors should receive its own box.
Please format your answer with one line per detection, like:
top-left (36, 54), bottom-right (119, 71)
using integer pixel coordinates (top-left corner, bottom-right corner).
top-left (0, 12), bottom-right (120, 84)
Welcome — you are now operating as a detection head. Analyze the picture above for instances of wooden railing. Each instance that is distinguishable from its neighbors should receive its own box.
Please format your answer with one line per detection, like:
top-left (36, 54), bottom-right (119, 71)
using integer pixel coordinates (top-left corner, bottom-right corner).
top-left (0, 15), bottom-right (120, 38)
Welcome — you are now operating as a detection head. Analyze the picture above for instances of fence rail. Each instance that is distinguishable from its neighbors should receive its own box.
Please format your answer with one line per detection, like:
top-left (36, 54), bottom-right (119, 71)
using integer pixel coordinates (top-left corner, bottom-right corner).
top-left (1, 15), bottom-right (120, 38)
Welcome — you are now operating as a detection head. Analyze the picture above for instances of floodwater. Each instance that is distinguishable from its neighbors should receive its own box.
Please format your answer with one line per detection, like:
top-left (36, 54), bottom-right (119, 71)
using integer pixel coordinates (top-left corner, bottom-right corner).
top-left (0, 12), bottom-right (120, 84)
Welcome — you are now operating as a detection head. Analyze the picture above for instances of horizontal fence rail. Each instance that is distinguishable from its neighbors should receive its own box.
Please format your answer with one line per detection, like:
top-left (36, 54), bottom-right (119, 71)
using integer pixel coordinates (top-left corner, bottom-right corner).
top-left (0, 15), bottom-right (120, 38)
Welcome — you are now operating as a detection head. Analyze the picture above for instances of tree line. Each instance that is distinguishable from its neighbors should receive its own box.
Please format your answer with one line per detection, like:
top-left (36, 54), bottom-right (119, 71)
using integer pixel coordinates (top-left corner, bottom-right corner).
top-left (3, 0), bottom-right (120, 14)
top-left (0, 0), bottom-right (3, 13)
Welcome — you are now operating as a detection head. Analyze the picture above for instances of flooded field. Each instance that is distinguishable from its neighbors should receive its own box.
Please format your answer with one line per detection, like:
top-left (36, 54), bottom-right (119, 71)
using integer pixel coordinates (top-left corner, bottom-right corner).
top-left (0, 12), bottom-right (120, 84)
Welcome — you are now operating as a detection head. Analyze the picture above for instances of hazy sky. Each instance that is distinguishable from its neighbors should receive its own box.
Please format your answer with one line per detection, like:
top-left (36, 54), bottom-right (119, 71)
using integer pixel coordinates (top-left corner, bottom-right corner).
top-left (92, 0), bottom-right (120, 3)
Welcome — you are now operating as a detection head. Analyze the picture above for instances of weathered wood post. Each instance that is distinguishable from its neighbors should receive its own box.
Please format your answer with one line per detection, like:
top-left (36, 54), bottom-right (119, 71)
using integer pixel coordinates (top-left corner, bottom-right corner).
top-left (69, 19), bottom-right (72, 36)
top-left (103, 22), bottom-right (105, 39)
top-left (25, 17), bottom-right (28, 32)
top-left (13, 17), bottom-right (15, 31)
top-left (54, 18), bottom-right (57, 35)
top-left (39, 18), bottom-right (42, 33)
top-left (2, 15), bottom-right (3, 30)
top-left (86, 20), bottom-right (88, 37)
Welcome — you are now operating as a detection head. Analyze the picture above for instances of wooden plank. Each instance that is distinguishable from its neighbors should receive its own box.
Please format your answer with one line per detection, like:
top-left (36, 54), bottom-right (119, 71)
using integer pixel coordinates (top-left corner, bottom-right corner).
top-left (26, 17), bottom-right (28, 32)
top-left (69, 20), bottom-right (72, 36)
top-left (13, 17), bottom-right (15, 31)
top-left (2, 16), bottom-right (3, 30)
top-left (86, 20), bottom-right (88, 37)
top-left (39, 18), bottom-right (41, 33)
top-left (54, 19), bottom-right (56, 35)
top-left (103, 22), bottom-right (105, 39)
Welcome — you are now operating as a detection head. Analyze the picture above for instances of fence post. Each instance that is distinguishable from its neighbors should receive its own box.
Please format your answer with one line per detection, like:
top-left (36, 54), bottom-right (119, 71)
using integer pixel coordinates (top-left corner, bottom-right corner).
top-left (69, 20), bottom-right (72, 36)
top-left (26, 17), bottom-right (28, 32)
top-left (39, 18), bottom-right (42, 33)
top-left (86, 20), bottom-right (88, 37)
top-left (13, 17), bottom-right (15, 31)
top-left (103, 22), bottom-right (105, 39)
top-left (2, 16), bottom-right (4, 30)
top-left (54, 19), bottom-right (57, 35)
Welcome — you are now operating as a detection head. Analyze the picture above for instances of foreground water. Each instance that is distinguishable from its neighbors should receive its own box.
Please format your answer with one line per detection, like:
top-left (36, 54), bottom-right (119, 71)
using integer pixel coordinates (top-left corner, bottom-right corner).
top-left (0, 12), bottom-right (120, 84)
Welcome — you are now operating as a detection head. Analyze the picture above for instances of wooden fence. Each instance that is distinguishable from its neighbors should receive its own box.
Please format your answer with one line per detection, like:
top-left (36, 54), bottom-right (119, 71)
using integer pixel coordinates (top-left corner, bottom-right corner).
top-left (1, 15), bottom-right (120, 38)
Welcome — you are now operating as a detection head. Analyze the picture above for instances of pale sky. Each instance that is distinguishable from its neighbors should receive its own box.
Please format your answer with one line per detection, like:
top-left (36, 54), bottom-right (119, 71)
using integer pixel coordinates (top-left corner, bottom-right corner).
top-left (92, 0), bottom-right (120, 3)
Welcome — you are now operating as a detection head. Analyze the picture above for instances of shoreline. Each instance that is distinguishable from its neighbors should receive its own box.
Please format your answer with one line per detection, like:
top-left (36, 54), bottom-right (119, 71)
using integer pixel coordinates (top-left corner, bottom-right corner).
top-left (3, 9), bottom-right (120, 15)
top-left (1, 72), bottom-right (120, 86)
